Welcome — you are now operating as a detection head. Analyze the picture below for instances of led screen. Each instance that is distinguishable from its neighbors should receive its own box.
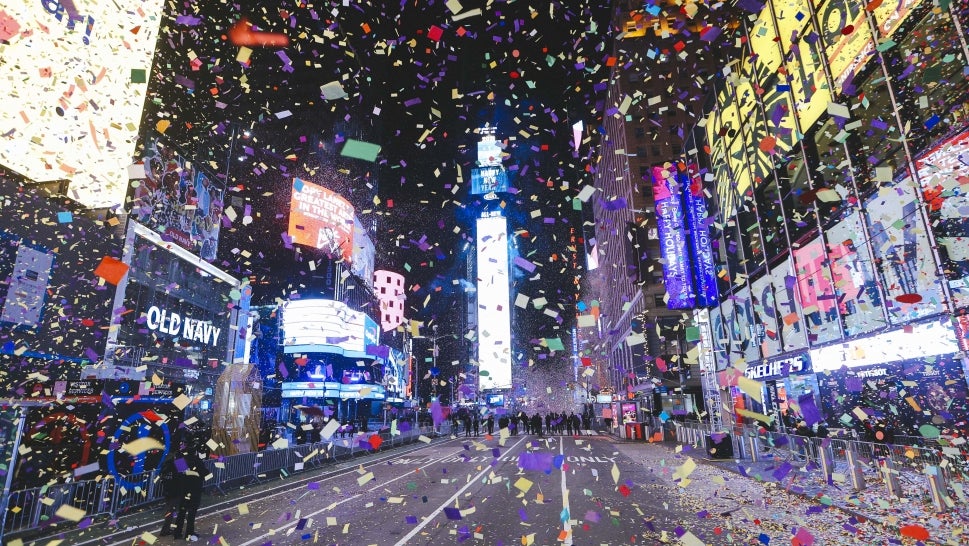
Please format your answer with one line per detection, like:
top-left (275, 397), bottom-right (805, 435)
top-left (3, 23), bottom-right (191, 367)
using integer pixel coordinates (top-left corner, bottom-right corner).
top-left (683, 167), bottom-right (717, 307)
top-left (811, 320), bottom-right (959, 372)
top-left (476, 215), bottom-right (512, 390)
top-left (476, 135), bottom-right (502, 166)
top-left (865, 178), bottom-right (943, 323)
top-left (288, 178), bottom-right (354, 262)
top-left (130, 137), bottom-right (225, 262)
top-left (0, 245), bottom-right (53, 328)
top-left (825, 212), bottom-right (885, 336)
top-left (0, 0), bottom-right (165, 208)
top-left (351, 216), bottom-right (375, 289)
top-left (793, 238), bottom-right (841, 345)
top-left (770, 256), bottom-right (808, 351)
top-left (915, 130), bottom-right (969, 308)
top-left (280, 299), bottom-right (376, 358)
top-left (651, 164), bottom-right (695, 308)
top-left (470, 166), bottom-right (509, 195)
top-left (750, 273), bottom-right (782, 359)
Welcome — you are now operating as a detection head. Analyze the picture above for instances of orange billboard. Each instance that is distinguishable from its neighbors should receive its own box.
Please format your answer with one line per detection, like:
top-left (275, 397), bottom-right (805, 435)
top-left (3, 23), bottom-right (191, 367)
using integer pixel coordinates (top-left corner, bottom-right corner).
top-left (288, 178), bottom-right (354, 262)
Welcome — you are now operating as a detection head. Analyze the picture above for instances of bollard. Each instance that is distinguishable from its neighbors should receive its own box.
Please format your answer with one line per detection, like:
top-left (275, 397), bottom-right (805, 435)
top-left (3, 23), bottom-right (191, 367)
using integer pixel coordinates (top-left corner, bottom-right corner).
top-left (819, 443), bottom-right (834, 484)
top-left (747, 435), bottom-right (759, 463)
top-left (925, 466), bottom-right (951, 512)
top-left (879, 457), bottom-right (902, 498)
top-left (845, 447), bottom-right (866, 491)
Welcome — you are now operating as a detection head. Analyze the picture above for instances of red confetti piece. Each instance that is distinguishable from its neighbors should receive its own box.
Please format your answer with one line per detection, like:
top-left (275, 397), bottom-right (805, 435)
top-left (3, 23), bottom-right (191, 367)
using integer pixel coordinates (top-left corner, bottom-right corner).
top-left (899, 525), bottom-right (930, 541)
top-left (93, 256), bottom-right (129, 285)
top-left (841, 25), bottom-right (855, 35)
top-left (895, 293), bottom-right (923, 304)
top-left (618, 484), bottom-right (631, 496)
top-left (228, 17), bottom-right (290, 48)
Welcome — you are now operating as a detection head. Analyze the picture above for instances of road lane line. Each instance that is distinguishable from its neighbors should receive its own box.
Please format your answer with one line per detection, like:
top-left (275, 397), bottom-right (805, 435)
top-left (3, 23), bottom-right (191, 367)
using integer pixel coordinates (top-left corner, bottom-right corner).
top-left (84, 437), bottom-right (467, 546)
top-left (560, 439), bottom-right (572, 545)
top-left (234, 441), bottom-right (488, 546)
top-left (392, 436), bottom-right (528, 546)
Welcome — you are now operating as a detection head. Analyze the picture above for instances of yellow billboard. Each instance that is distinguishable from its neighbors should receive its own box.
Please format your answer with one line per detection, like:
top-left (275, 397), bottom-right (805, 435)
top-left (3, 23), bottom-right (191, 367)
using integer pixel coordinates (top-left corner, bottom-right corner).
top-left (0, 0), bottom-right (165, 209)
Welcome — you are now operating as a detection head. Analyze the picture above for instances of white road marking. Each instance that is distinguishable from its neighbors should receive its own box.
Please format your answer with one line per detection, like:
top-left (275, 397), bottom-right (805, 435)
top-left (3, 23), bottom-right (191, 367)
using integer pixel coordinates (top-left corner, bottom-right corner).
top-left (560, 439), bottom-right (573, 545)
top-left (392, 436), bottom-right (528, 546)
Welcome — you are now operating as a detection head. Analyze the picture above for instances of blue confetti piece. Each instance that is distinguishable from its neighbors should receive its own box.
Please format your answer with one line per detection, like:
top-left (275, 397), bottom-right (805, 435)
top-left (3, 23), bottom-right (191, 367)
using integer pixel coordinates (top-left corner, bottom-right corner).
top-left (57, 211), bottom-right (73, 223)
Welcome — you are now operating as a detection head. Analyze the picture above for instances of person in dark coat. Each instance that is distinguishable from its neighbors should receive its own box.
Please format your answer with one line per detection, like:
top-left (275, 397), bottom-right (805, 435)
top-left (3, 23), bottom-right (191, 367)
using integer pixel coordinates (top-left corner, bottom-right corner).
top-left (158, 448), bottom-right (185, 537)
top-left (531, 413), bottom-right (543, 437)
top-left (173, 446), bottom-right (210, 541)
top-left (486, 414), bottom-right (495, 435)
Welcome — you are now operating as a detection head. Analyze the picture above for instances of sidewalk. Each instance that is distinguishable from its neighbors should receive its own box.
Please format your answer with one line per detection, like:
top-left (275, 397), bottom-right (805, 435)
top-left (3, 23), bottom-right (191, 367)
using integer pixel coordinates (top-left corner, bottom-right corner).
top-left (608, 430), bottom-right (966, 545)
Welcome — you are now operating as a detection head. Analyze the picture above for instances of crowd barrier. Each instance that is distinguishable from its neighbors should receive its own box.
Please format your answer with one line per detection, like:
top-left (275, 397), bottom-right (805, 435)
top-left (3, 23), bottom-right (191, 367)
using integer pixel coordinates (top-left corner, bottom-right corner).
top-left (668, 421), bottom-right (968, 513)
top-left (2, 422), bottom-right (451, 538)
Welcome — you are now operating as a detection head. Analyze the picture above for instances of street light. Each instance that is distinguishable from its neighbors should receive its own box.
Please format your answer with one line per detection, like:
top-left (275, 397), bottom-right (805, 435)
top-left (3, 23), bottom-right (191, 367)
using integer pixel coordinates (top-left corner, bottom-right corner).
top-left (420, 325), bottom-right (460, 404)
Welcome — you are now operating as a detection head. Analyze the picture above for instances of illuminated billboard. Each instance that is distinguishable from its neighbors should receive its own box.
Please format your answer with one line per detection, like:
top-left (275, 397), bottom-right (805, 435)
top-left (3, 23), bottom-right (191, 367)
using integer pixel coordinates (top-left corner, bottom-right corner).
top-left (130, 137), bottom-right (225, 262)
top-left (288, 179), bottom-right (354, 262)
top-left (682, 167), bottom-right (718, 308)
top-left (476, 214), bottom-right (512, 390)
top-left (915, 130), bottom-right (969, 309)
top-left (351, 216), bottom-right (375, 289)
top-left (470, 166), bottom-right (509, 196)
top-left (0, 0), bottom-right (165, 209)
top-left (651, 164), bottom-right (695, 309)
top-left (280, 299), bottom-right (377, 358)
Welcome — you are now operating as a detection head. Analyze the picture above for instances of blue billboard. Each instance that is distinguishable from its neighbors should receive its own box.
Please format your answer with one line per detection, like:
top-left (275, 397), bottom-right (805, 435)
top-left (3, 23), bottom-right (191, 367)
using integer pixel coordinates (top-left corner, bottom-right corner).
top-left (651, 164), bottom-right (695, 309)
top-left (681, 167), bottom-right (718, 308)
top-left (470, 166), bottom-right (509, 195)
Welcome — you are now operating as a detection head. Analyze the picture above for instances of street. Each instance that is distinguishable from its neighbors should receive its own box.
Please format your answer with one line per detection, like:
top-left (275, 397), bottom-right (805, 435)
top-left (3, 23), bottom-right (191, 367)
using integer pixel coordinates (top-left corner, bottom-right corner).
top-left (18, 431), bottom-right (927, 546)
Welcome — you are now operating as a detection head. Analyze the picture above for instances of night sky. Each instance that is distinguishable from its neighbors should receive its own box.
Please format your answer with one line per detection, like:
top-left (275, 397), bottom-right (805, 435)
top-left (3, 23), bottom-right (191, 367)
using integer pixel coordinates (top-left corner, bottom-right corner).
top-left (140, 0), bottom-right (616, 361)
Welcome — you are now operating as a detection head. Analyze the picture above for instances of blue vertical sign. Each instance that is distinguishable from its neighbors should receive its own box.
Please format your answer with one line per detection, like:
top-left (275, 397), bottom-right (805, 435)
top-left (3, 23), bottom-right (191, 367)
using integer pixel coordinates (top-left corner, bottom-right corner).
top-left (681, 168), bottom-right (718, 308)
top-left (651, 165), bottom-right (695, 309)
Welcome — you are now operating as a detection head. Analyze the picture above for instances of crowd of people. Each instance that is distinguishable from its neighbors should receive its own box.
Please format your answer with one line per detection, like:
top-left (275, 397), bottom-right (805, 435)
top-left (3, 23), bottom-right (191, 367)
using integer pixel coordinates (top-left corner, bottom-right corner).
top-left (452, 410), bottom-right (594, 437)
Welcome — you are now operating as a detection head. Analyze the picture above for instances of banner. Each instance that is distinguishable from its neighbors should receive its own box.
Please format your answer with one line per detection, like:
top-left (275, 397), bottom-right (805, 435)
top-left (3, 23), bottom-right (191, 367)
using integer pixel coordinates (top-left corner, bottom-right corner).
top-left (651, 164), bottom-right (695, 309)
top-left (682, 167), bottom-right (718, 307)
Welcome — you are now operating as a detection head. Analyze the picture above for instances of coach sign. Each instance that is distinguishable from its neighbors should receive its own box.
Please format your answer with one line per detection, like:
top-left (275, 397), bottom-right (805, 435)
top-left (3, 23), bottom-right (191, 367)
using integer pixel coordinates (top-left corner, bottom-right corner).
top-left (744, 353), bottom-right (812, 382)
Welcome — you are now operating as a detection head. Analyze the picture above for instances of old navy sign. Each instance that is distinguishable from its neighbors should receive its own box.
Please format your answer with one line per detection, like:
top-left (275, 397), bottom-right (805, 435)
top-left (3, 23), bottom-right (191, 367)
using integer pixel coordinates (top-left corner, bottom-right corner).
top-left (681, 168), bottom-right (718, 308)
top-left (651, 165), bottom-right (695, 309)
top-left (744, 353), bottom-right (812, 381)
top-left (146, 305), bottom-right (222, 347)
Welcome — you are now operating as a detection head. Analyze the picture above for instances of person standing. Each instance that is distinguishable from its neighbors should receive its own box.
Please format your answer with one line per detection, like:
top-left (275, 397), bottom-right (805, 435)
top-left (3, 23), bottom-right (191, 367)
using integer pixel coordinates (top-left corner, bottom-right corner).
top-left (472, 413), bottom-right (480, 436)
top-left (486, 414), bottom-right (495, 435)
top-left (565, 413), bottom-right (574, 436)
top-left (462, 413), bottom-right (472, 437)
top-left (158, 448), bottom-right (185, 537)
top-left (173, 445), bottom-right (209, 541)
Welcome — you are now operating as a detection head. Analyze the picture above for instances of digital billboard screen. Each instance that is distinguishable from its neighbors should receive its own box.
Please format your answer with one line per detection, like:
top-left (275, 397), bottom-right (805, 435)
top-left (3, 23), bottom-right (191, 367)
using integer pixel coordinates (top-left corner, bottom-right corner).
top-left (351, 216), bottom-right (375, 288)
top-left (470, 166), bottom-right (509, 195)
top-left (288, 179), bottom-right (354, 262)
top-left (682, 167), bottom-right (717, 308)
top-left (651, 164), bottom-right (695, 309)
top-left (280, 299), bottom-right (377, 358)
top-left (915, 129), bottom-right (969, 309)
top-left (476, 215), bottom-right (512, 390)
top-left (130, 137), bottom-right (225, 262)
top-left (0, 0), bottom-right (165, 209)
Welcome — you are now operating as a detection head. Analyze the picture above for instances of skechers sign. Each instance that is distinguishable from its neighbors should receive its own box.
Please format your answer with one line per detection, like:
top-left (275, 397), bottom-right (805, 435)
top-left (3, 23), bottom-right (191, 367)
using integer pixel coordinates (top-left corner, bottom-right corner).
top-left (743, 353), bottom-right (811, 381)
top-left (145, 306), bottom-right (222, 347)
top-left (651, 164), bottom-right (695, 309)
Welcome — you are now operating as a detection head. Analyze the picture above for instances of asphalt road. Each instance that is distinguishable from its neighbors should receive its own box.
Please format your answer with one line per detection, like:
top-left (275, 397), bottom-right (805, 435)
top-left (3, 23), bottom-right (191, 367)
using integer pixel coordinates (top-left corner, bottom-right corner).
top-left (17, 430), bottom-right (916, 545)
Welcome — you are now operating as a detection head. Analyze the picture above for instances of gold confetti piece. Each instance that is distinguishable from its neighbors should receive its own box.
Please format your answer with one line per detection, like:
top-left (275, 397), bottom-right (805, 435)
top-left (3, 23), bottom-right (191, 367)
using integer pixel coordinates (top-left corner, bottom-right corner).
top-left (54, 504), bottom-right (86, 522)
top-left (513, 477), bottom-right (533, 493)
top-left (123, 437), bottom-right (164, 455)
